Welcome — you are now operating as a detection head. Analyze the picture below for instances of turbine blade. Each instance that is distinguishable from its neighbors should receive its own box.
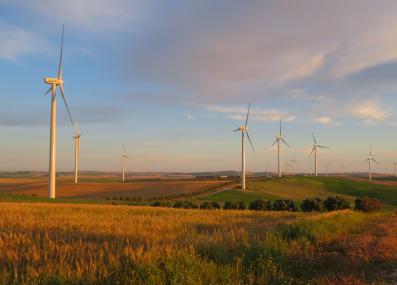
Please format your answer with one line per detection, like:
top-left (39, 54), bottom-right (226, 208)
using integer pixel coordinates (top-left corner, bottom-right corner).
top-left (281, 138), bottom-right (291, 148)
top-left (363, 158), bottom-right (369, 163)
top-left (317, 145), bottom-right (328, 149)
top-left (58, 25), bottom-right (64, 79)
top-left (309, 146), bottom-right (315, 156)
top-left (279, 120), bottom-right (282, 136)
top-left (312, 132), bottom-right (317, 145)
top-left (372, 158), bottom-right (380, 164)
top-left (59, 84), bottom-right (74, 125)
top-left (244, 102), bottom-right (251, 127)
top-left (44, 87), bottom-right (52, 95)
top-left (272, 138), bottom-right (279, 146)
top-left (245, 131), bottom-right (255, 152)
top-left (233, 128), bottom-right (240, 132)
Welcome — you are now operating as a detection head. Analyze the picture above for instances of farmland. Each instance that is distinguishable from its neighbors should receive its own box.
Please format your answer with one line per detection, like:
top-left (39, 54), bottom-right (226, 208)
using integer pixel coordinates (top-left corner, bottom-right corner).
top-left (0, 202), bottom-right (395, 284)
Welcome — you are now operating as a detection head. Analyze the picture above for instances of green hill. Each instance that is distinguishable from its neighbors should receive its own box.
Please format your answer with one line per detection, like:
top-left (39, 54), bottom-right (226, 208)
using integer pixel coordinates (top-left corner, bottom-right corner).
top-left (199, 176), bottom-right (397, 208)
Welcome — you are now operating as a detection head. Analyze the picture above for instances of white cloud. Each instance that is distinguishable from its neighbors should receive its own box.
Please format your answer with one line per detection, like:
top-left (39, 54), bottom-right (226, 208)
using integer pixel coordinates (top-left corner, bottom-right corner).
top-left (348, 100), bottom-right (391, 123)
top-left (314, 116), bottom-right (341, 126)
top-left (202, 104), bottom-right (295, 122)
top-left (0, 23), bottom-right (46, 60)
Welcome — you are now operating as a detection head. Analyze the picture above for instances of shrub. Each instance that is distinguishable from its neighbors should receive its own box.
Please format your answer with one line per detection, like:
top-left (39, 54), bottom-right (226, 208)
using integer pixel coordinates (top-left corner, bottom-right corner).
top-left (150, 201), bottom-right (162, 207)
top-left (272, 200), bottom-right (297, 212)
top-left (355, 197), bottom-right (382, 212)
top-left (223, 201), bottom-right (238, 210)
top-left (236, 201), bottom-right (246, 210)
top-left (301, 198), bottom-right (324, 212)
top-left (324, 196), bottom-right (350, 211)
top-left (211, 201), bottom-right (221, 209)
top-left (173, 201), bottom-right (198, 209)
top-left (200, 201), bottom-right (214, 209)
top-left (249, 199), bottom-right (271, 211)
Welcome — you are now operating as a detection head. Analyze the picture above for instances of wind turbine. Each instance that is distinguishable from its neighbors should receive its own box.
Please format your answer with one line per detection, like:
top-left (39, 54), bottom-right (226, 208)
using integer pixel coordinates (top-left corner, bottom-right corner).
top-left (324, 162), bottom-right (331, 176)
top-left (43, 25), bottom-right (74, 198)
top-left (73, 122), bottom-right (81, 184)
top-left (363, 145), bottom-right (379, 181)
top-left (233, 103), bottom-right (255, 190)
top-left (290, 152), bottom-right (298, 175)
top-left (309, 133), bottom-right (328, 177)
top-left (121, 145), bottom-right (130, 182)
top-left (393, 161), bottom-right (397, 178)
top-left (272, 120), bottom-right (290, 177)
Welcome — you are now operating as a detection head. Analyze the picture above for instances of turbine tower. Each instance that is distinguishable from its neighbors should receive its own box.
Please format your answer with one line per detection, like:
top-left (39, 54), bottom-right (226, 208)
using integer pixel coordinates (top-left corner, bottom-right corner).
top-left (43, 26), bottom-right (74, 198)
top-left (393, 161), bottom-right (397, 178)
top-left (309, 133), bottom-right (328, 177)
top-left (73, 122), bottom-right (81, 184)
top-left (233, 103), bottom-right (255, 190)
top-left (363, 145), bottom-right (379, 181)
top-left (272, 120), bottom-right (290, 177)
top-left (121, 145), bottom-right (130, 182)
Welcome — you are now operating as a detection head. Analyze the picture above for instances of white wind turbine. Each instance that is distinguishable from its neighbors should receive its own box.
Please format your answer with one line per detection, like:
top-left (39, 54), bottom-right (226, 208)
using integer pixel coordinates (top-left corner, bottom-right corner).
top-left (290, 152), bottom-right (298, 175)
top-left (363, 145), bottom-right (379, 181)
top-left (233, 103), bottom-right (255, 190)
top-left (393, 161), bottom-right (397, 178)
top-left (324, 162), bottom-right (331, 176)
top-left (43, 26), bottom-right (74, 198)
top-left (73, 122), bottom-right (81, 184)
top-left (272, 120), bottom-right (290, 177)
top-left (121, 145), bottom-right (130, 182)
top-left (309, 133), bottom-right (328, 177)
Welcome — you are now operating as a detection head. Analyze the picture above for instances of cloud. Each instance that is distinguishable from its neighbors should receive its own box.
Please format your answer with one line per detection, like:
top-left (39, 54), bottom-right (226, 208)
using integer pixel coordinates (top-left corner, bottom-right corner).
top-left (314, 116), bottom-right (340, 126)
top-left (0, 0), bottom-right (146, 31)
top-left (348, 100), bottom-right (391, 124)
top-left (0, 22), bottom-right (47, 60)
top-left (124, 0), bottom-right (397, 104)
top-left (202, 104), bottom-right (295, 122)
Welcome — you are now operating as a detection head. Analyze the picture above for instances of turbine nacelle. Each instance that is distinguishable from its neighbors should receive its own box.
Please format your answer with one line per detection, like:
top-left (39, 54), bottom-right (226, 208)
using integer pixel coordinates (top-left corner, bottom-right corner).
top-left (44, 77), bottom-right (63, 85)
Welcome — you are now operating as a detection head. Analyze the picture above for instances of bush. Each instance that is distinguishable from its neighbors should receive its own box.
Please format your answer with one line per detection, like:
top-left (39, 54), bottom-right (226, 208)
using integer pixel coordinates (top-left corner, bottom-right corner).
top-left (173, 201), bottom-right (198, 209)
top-left (355, 197), bottom-right (382, 212)
top-left (301, 198), bottom-right (324, 212)
top-left (200, 201), bottom-right (214, 209)
top-left (150, 201), bottom-right (162, 207)
top-left (324, 196), bottom-right (350, 211)
top-left (211, 201), bottom-right (221, 209)
top-left (272, 200), bottom-right (297, 212)
top-left (223, 201), bottom-right (238, 210)
top-left (236, 201), bottom-right (246, 210)
top-left (249, 199), bottom-right (271, 211)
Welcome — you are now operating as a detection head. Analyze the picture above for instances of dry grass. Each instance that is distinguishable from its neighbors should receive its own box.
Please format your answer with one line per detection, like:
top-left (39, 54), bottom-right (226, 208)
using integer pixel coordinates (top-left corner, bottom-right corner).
top-left (0, 202), bottom-right (395, 284)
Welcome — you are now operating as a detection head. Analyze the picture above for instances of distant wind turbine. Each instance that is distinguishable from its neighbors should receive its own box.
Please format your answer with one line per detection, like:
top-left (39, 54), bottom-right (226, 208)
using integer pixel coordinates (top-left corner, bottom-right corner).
top-left (73, 122), bottom-right (81, 184)
top-left (290, 152), bottom-right (298, 175)
top-left (121, 145), bottom-right (130, 182)
top-left (309, 133), bottom-right (328, 177)
top-left (324, 162), bottom-right (331, 176)
top-left (272, 120), bottom-right (290, 177)
top-left (233, 103), bottom-right (255, 190)
top-left (363, 145), bottom-right (379, 181)
top-left (43, 25), bottom-right (74, 198)
top-left (393, 161), bottom-right (397, 178)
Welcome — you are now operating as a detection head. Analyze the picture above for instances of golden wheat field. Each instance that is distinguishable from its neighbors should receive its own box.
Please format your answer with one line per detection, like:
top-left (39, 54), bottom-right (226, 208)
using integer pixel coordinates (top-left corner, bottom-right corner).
top-left (0, 202), bottom-right (396, 284)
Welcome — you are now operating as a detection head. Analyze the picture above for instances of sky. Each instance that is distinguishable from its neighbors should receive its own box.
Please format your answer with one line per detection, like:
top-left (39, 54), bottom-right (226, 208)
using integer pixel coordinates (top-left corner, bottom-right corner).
top-left (1, 0), bottom-right (397, 174)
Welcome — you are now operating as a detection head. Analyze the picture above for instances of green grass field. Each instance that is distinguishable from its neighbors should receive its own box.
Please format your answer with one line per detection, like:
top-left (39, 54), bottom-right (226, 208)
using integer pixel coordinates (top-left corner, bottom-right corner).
top-left (200, 176), bottom-right (397, 208)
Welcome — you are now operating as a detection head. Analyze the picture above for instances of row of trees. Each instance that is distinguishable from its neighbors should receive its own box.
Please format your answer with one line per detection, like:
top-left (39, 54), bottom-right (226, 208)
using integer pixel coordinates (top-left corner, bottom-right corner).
top-left (150, 196), bottom-right (382, 212)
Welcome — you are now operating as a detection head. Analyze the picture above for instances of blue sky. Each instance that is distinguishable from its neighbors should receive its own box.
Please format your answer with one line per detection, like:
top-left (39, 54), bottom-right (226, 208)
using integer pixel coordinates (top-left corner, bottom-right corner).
top-left (1, 0), bottom-right (397, 173)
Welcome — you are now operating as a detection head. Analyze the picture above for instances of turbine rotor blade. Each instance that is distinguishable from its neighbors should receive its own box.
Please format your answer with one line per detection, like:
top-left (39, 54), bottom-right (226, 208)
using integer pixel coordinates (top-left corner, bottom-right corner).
top-left (363, 158), bottom-right (369, 163)
top-left (244, 102), bottom-right (251, 127)
top-left (317, 145), bottom-right (328, 149)
top-left (272, 138), bottom-right (279, 146)
top-left (44, 87), bottom-right (52, 95)
top-left (281, 138), bottom-right (291, 148)
top-left (245, 131), bottom-right (255, 152)
top-left (372, 158), bottom-right (380, 164)
top-left (59, 83), bottom-right (74, 125)
top-left (309, 146), bottom-right (315, 156)
top-left (233, 128), bottom-right (240, 132)
top-left (58, 25), bottom-right (64, 79)
top-left (312, 132), bottom-right (317, 145)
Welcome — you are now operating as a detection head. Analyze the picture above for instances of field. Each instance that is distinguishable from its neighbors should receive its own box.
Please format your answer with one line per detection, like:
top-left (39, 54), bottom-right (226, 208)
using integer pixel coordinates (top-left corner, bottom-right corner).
top-left (200, 176), bottom-right (397, 209)
top-left (0, 202), bottom-right (395, 284)
top-left (0, 176), bottom-right (230, 200)
top-left (0, 175), bottom-right (396, 284)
